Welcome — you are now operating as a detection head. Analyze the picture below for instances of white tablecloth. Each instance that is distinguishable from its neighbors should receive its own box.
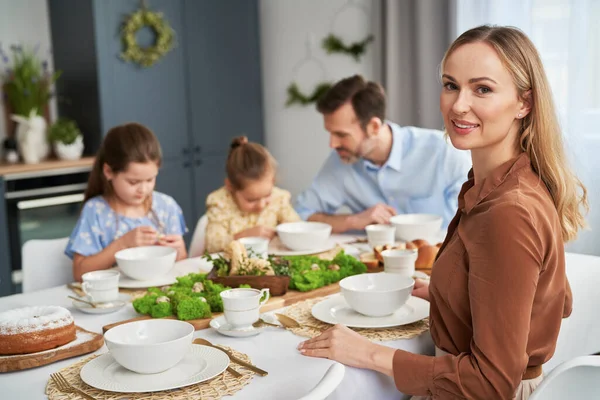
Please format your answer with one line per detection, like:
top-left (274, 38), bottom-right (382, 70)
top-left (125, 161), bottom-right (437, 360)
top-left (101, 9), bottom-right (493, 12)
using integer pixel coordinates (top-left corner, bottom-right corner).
top-left (0, 277), bottom-right (433, 399)
top-left (1, 251), bottom-right (599, 399)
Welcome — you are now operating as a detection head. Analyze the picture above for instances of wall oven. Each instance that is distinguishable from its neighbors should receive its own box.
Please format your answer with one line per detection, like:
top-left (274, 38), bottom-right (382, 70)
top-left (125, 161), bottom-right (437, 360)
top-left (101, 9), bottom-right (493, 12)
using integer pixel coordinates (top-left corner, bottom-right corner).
top-left (4, 166), bottom-right (91, 293)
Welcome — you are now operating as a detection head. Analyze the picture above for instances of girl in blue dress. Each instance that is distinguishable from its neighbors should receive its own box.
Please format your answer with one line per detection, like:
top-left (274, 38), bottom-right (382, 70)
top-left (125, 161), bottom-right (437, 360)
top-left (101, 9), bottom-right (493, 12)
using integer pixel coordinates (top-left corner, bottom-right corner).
top-left (66, 123), bottom-right (187, 281)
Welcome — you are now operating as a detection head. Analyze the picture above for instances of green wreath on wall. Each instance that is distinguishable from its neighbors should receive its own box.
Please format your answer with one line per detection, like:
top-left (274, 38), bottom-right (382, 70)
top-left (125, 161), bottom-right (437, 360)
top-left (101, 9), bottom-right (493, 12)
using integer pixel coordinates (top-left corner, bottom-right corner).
top-left (285, 82), bottom-right (332, 107)
top-left (120, 3), bottom-right (175, 68)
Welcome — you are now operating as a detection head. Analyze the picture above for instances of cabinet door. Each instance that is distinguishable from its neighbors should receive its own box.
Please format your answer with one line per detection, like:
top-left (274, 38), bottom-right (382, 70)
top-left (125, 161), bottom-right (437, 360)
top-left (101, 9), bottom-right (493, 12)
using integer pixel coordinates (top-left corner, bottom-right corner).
top-left (192, 155), bottom-right (227, 218)
top-left (93, 0), bottom-right (192, 161)
top-left (0, 178), bottom-right (13, 296)
top-left (183, 0), bottom-right (264, 155)
top-left (155, 159), bottom-right (196, 242)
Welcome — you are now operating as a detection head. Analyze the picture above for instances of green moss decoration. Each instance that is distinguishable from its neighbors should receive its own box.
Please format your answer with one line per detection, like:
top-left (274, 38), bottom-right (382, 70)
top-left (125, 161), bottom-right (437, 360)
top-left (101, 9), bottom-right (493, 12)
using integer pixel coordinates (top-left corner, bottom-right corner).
top-left (285, 82), bottom-right (332, 107)
top-left (120, 3), bottom-right (175, 68)
top-left (322, 34), bottom-right (374, 62)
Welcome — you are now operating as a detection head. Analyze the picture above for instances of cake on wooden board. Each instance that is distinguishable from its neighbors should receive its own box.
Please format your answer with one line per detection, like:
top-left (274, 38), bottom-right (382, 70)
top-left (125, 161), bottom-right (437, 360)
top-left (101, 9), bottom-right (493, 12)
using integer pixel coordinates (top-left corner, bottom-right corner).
top-left (0, 306), bottom-right (76, 355)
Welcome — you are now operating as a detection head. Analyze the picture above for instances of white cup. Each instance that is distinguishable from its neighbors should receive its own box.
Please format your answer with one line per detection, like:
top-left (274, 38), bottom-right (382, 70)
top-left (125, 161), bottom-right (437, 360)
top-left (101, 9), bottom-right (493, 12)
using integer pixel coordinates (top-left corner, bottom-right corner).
top-left (220, 288), bottom-right (270, 329)
top-left (238, 237), bottom-right (269, 258)
top-left (381, 249), bottom-right (417, 277)
top-left (365, 224), bottom-right (396, 248)
top-left (81, 270), bottom-right (120, 303)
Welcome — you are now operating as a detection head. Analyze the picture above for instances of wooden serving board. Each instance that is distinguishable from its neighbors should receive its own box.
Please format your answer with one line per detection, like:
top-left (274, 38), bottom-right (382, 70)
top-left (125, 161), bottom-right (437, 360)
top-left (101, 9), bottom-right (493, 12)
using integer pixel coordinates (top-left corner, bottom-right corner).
top-left (0, 326), bottom-right (104, 372)
top-left (102, 282), bottom-right (341, 333)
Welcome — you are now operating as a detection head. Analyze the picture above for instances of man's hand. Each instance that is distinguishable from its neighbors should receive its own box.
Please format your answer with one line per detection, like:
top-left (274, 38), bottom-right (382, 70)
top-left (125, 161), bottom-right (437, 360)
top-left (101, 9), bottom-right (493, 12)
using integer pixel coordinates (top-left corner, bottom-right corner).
top-left (350, 203), bottom-right (397, 230)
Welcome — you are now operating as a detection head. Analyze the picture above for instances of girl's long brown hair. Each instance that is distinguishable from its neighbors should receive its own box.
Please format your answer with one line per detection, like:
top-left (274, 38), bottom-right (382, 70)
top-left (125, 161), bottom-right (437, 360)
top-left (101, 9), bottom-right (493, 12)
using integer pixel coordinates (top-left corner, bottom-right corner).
top-left (442, 25), bottom-right (588, 241)
top-left (84, 123), bottom-right (162, 203)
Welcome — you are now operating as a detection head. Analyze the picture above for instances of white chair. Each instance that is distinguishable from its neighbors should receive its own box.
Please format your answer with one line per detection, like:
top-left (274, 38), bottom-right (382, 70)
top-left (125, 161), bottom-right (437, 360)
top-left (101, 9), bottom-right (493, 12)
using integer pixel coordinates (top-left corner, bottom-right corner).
top-left (529, 356), bottom-right (600, 400)
top-left (188, 214), bottom-right (208, 257)
top-left (22, 237), bottom-right (72, 293)
top-left (297, 363), bottom-right (346, 400)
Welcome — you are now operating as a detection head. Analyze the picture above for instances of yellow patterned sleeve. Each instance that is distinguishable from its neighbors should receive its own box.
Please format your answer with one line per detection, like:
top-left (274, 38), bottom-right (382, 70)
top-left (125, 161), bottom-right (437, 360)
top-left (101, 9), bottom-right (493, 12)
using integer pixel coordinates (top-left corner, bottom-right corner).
top-left (276, 189), bottom-right (302, 223)
top-left (205, 190), bottom-right (234, 253)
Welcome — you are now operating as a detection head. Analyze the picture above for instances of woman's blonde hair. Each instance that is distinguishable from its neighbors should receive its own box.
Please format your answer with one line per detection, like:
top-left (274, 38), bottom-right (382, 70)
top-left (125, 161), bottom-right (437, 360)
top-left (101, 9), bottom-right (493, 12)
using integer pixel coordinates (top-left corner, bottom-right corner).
top-left (442, 25), bottom-right (587, 241)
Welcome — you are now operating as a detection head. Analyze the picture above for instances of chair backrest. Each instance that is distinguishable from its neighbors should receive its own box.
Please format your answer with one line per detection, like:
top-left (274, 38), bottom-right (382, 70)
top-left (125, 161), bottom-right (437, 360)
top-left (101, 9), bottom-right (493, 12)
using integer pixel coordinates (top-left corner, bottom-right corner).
top-left (529, 356), bottom-right (600, 400)
top-left (188, 214), bottom-right (208, 257)
top-left (22, 237), bottom-right (72, 293)
top-left (296, 363), bottom-right (346, 400)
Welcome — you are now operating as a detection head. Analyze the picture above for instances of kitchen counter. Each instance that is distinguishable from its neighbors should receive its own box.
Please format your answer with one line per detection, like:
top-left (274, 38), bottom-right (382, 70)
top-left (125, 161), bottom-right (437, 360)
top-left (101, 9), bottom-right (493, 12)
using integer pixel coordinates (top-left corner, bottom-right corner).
top-left (0, 157), bottom-right (95, 178)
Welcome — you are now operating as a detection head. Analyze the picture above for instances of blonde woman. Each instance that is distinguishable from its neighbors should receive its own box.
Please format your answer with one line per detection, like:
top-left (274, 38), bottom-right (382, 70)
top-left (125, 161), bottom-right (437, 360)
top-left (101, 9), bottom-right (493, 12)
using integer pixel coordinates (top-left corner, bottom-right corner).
top-left (297, 25), bottom-right (588, 400)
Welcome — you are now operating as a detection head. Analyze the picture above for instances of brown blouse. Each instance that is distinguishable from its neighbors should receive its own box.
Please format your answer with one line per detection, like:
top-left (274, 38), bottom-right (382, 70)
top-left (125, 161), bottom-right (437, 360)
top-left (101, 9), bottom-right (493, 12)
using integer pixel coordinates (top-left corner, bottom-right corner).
top-left (393, 153), bottom-right (572, 399)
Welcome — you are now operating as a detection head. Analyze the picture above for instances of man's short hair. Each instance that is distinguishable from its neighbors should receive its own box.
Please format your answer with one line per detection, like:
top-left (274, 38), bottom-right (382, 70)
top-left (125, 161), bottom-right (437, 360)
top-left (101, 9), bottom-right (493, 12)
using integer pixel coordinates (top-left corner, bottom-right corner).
top-left (316, 75), bottom-right (386, 129)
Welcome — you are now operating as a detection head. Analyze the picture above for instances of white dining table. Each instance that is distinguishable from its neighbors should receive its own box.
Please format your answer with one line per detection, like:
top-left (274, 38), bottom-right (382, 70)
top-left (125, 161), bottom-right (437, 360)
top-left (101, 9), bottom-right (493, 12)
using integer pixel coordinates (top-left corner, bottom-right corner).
top-left (1, 246), bottom-right (598, 399)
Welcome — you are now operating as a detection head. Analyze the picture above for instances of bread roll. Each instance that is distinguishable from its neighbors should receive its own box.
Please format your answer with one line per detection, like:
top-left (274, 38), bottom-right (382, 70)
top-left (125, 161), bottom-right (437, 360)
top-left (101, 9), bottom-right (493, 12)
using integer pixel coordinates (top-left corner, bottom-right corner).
top-left (411, 239), bottom-right (430, 249)
top-left (406, 241), bottom-right (418, 250)
top-left (416, 245), bottom-right (439, 269)
top-left (359, 252), bottom-right (380, 269)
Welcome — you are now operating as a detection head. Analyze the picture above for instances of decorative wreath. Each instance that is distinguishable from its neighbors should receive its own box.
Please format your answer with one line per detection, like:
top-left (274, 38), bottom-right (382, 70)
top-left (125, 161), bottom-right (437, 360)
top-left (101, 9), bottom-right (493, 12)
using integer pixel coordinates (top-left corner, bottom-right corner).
top-left (120, 5), bottom-right (175, 68)
top-left (285, 82), bottom-right (332, 107)
top-left (322, 34), bottom-right (374, 62)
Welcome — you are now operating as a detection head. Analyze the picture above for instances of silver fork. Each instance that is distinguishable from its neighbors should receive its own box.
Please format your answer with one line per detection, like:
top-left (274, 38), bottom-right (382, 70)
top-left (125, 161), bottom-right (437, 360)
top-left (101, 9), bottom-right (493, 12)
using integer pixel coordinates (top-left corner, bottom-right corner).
top-left (51, 372), bottom-right (97, 400)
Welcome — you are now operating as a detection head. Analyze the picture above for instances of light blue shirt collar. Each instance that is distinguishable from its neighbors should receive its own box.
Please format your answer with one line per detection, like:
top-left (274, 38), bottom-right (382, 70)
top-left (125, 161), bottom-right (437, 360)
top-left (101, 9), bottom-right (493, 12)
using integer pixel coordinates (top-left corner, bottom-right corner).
top-left (362, 121), bottom-right (404, 172)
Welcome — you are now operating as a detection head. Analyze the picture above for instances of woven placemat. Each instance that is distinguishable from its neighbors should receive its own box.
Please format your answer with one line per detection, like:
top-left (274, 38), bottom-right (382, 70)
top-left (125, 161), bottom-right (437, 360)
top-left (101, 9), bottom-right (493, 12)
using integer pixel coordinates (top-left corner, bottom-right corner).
top-left (45, 345), bottom-right (254, 400)
top-left (282, 297), bottom-right (429, 341)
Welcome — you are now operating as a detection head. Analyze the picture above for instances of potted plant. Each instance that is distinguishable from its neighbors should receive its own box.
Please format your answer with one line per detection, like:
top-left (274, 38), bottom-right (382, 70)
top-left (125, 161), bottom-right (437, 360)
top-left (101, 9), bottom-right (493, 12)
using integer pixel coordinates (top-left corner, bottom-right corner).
top-left (48, 118), bottom-right (84, 161)
top-left (0, 43), bottom-right (61, 141)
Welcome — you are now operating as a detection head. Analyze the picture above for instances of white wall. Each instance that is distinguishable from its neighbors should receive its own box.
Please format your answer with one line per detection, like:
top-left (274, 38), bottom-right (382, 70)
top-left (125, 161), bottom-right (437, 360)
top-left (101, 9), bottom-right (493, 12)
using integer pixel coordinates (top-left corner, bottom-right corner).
top-left (0, 0), bottom-right (56, 144)
top-left (259, 0), bottom-right (382, 199)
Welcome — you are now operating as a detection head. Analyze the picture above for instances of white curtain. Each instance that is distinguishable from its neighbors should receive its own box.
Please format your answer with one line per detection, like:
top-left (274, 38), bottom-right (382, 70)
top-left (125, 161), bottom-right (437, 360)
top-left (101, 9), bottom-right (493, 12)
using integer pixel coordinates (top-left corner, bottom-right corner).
top-left (455, 0), bottom-right (600, 256)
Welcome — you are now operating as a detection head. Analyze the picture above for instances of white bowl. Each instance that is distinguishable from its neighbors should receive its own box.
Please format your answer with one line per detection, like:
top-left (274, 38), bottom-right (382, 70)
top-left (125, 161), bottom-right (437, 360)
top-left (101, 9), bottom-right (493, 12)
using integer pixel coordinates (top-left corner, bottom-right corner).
top-left (276, 222), bottom-right (332, 251)
top-left (115, 246), bottom-right (176, 281)
top-left (339, 273), bottom-right (414, 317)
top-left (389, 214), bottom-right (443, 242)
top-left (104, 319), bottom-right (194, 374)
top-left (238, 237), bottom-right (269, 256)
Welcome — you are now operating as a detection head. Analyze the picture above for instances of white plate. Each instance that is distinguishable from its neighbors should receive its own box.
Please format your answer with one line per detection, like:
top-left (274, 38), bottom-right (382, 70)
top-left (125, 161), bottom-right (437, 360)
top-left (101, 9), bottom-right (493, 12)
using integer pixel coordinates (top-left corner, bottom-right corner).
top-left (210, 315), bottom-right (265, 338)
top-left (80, 345), bottom-right (229, 393)
top-left (117, 257), bottom-right (214, 288)
top-left (268, 237), bottom-right (337, 256)
top-left (71, 293), bottom-right (130, 314)
top-left (311, 293), bottom-right (429, 328)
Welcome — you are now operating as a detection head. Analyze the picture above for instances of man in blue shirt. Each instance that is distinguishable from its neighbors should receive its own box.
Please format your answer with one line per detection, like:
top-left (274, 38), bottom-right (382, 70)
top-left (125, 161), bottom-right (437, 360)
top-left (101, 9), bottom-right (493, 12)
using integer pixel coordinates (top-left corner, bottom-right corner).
top-left (295, 75), bottom-right (471, 233)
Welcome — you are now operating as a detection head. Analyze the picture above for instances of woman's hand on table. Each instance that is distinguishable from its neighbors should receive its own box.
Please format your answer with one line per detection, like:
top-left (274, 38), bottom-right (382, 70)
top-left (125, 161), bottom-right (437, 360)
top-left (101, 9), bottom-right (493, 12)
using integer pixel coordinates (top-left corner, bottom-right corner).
top-left (412, 279), bottom-right (430, 302)
top-left (297, 324), bottom-right (395, 376)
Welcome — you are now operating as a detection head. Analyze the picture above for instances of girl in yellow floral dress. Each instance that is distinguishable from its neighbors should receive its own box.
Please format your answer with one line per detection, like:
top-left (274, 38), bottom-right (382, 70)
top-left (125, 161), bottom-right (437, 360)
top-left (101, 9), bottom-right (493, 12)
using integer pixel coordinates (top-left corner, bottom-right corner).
top-left (204, 136), bottom-right (300, 253)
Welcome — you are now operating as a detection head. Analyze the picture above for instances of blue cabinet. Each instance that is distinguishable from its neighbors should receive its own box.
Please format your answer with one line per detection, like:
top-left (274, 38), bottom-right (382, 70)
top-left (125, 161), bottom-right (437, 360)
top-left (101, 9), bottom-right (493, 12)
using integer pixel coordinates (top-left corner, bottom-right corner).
top-left (48, 0), bottom-right (264, 238)
top-left (0, 178), bottom-right (12, 296)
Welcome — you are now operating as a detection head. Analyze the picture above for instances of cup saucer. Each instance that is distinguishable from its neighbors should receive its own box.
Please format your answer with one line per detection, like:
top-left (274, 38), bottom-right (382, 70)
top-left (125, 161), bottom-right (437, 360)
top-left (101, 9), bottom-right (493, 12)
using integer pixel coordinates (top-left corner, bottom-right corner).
top-left (209, 315), bottom-right (264, 338)
top-left (71, 293), bottom-right (130, 314)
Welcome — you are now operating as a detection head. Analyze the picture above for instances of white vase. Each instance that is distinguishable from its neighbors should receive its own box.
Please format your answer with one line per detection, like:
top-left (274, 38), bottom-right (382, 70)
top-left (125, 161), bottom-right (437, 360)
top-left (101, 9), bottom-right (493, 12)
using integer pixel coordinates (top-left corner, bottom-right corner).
top-left (54, 135), bottom-right (84, 161)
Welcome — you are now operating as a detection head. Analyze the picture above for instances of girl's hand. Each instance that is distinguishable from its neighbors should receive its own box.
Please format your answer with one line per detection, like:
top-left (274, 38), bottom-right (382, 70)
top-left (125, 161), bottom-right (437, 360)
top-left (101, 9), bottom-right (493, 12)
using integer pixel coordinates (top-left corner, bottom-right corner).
top-left (235, 226), bottom-right (276, 240)
top-left (158, 234), bottom-right (185, 250)
top-left (158, 234), bottom-right (187, 259)
top-left (119, 226), bottom-right (157, 249)
top-left (412, 278), bottom-right (430, 302)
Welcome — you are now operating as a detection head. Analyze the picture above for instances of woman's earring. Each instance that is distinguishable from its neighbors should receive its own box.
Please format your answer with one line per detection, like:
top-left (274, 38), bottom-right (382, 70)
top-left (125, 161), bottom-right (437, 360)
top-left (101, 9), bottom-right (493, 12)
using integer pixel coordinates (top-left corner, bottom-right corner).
top-left (518, 113), bottom-right (522, 118)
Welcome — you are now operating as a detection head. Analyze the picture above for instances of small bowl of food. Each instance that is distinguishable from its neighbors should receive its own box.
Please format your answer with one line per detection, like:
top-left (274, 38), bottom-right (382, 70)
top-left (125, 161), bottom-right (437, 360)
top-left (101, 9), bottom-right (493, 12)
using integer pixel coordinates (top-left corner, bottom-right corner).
top-left (104, 319), bottom-right (194, 374)
top-left (115, 246), bottom-right (177, 281)
top-left (276, 222), bottom-right (332, 251)
top-left (339, 272), bottom-right (414, 317)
